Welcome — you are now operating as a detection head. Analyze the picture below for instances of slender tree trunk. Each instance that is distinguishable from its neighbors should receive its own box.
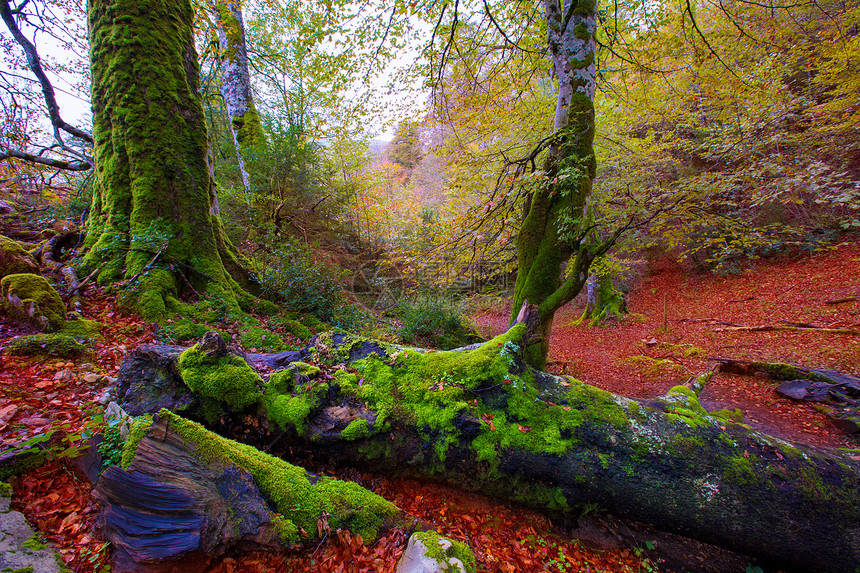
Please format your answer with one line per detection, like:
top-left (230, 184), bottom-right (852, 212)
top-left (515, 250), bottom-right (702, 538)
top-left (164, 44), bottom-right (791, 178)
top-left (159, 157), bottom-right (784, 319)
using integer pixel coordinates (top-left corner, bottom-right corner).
top-left (212, 0), bottom-right (266, 196)
top-left (511, 0), bottom-right (599, 368)
top-left (85, 0), bottom-right (252, 319)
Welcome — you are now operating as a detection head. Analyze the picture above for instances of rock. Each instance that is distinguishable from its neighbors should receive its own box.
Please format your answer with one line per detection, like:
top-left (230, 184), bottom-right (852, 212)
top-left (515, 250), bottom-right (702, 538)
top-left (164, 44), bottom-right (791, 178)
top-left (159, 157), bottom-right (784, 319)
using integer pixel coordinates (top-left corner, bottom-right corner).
top-left (115, 344), bottom-right (196, 416)
top-left (83, 372), bottom-right (101, 384)
top-left (5, 333), bottom-right (90, 358)
top-left (395, 532), bottom-right (476, 573)
top-left (0, 235), bottom-right (40, 280)
top-left (0, 482), bottom-right (62, 573)
top-left (1, 273), bottom-right (66, 332)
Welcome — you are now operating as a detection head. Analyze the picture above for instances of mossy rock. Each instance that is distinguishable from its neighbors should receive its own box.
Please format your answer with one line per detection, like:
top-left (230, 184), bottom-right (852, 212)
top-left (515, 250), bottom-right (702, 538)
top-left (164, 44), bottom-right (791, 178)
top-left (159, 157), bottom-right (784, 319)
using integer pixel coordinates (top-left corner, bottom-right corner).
top-left (178, 340), bottom-right (263, 411)
top-left (4, 315), bottom-right (103, 359)
top-left (0, 235), bottom-right (39, 279)
top-left (5, 333), bottom-right (89, 358)
top-left (1, 273), bottom-right (66, 332)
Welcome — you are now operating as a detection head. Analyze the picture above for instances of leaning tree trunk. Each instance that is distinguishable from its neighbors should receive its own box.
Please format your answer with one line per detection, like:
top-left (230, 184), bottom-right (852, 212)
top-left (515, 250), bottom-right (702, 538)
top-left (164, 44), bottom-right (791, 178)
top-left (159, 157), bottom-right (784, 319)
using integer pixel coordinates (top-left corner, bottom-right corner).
top-left (85, 0), bottom-right (252, 319)
top-left (511, 1), bottom-right (602, 369)
top-left (212, 0), bottom-right (266, 196)
top-left (116, 327), bottom-right (860, 573)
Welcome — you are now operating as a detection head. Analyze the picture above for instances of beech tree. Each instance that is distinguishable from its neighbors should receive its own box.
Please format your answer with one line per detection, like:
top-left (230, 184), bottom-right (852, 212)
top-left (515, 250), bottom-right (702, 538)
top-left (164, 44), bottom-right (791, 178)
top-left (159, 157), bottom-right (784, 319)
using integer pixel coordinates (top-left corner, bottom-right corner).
top-left (210, 0), bottom-right (266, 195)
top-left (84, 0), bottom-right (254, 318)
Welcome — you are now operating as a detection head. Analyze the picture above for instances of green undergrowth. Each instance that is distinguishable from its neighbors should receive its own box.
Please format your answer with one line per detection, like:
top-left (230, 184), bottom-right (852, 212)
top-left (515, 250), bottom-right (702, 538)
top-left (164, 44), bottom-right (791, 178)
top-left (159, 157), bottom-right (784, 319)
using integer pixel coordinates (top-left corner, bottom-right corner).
top-left (154, 299), bottom-right (323, 350)
top-left (155, 409), bottom-right (399, 544)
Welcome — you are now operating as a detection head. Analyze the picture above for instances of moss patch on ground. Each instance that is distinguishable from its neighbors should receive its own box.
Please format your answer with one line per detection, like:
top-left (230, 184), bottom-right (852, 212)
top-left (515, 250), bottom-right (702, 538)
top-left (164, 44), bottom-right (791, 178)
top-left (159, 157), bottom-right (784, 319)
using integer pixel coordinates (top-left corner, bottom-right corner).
top-left (4, 316), bottom-right (104, 358)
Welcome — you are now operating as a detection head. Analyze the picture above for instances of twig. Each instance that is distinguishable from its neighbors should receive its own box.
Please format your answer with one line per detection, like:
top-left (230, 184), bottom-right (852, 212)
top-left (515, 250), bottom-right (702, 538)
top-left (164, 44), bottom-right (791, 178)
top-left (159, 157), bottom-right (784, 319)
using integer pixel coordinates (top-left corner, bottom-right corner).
top-left (121, 246), bottom-right (167, 287)
top-left (714, 325), bottom-right (860, 335)
top-left (65, 263), bottom-right (105, 299)
top-left (825, 296), bottom-right (860, 305)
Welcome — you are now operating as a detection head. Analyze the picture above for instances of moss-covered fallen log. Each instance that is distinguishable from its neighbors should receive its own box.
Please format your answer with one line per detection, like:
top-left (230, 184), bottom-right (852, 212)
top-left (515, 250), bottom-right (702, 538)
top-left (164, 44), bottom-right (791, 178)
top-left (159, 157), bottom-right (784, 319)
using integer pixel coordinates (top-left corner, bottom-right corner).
top-left (117, 328), bottom-right (860, 572)
top-left (94, 409), bottom-right (403, 572)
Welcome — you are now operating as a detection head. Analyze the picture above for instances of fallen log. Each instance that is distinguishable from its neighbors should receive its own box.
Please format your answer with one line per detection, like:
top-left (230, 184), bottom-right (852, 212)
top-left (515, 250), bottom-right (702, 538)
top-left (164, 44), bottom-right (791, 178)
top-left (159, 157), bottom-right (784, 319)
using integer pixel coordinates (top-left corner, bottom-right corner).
top-left (117, 329), bottom-right (860, 572)
top-left (94, 410), bottom-right (403, 572)
top-left (714, 324), bottom-right (860, 335)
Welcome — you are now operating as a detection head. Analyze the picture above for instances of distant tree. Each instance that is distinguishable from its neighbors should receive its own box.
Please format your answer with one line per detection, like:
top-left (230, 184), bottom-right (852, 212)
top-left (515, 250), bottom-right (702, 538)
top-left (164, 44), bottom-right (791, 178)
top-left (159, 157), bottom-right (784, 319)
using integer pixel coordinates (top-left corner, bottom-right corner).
top-left (0, 0), bottom-right (92, 172)
top-left (387, 120), bottom-right (420, 170)
top-left (210, 0), bottom-right (266, 195)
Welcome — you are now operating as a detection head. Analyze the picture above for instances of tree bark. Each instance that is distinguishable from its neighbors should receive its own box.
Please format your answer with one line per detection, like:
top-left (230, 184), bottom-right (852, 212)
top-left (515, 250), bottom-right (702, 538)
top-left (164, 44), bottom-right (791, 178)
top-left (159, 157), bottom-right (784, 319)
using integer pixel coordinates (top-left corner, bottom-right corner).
top-left (511, 1), bottom-right (601, 368)
top-left (84, 0), bottom-right (252, 319)
top-left (119, 328), bottom-right (860, 573)
top-left (212, 0), bottom-right (266, 196)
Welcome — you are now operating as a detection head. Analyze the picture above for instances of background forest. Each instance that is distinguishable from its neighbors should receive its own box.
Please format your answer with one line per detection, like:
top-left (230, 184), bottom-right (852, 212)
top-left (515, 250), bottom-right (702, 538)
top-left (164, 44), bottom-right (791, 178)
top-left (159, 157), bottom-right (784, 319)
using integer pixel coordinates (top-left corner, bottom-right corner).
top-left (2, 0), bottom-right (857, 349)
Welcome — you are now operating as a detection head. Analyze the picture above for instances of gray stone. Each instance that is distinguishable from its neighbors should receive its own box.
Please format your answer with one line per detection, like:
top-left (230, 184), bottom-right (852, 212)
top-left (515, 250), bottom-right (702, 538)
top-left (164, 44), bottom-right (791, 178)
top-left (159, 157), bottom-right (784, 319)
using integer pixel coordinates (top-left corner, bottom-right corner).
top-left (395, 533), bottom-right (470, 573)
top-left (0, 484), bottom-right (62, 573)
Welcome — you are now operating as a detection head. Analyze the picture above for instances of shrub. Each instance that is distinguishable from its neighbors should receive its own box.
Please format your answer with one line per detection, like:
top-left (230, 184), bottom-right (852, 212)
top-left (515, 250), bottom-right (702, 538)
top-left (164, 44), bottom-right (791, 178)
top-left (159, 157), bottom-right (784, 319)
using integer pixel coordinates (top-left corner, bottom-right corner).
top-left (398, 296), bottom-right (482, 350)
top-left (252, 236), bottom-right (365, 329)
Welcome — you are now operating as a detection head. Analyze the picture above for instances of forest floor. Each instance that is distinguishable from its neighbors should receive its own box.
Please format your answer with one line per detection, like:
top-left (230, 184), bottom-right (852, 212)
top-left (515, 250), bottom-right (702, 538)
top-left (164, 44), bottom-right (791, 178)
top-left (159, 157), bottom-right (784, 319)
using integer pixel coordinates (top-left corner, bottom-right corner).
top-left (1, 239), bottom-right (859, 573)
top-left (471, 238), bottom-right (860, 451)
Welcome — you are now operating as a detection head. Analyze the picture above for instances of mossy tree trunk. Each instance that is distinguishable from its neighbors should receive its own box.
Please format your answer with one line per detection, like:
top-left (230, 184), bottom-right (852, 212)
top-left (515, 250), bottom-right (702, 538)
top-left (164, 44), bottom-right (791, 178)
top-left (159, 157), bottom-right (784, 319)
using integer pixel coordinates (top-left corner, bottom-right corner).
top-left (212, 0), bottom-right (266, 195)
top-left (511, 1), bottom-right (606, 368)
top-left (583, 272), bottom-right (625, 323)
top-left (85, 0), bottom-right (253, 319)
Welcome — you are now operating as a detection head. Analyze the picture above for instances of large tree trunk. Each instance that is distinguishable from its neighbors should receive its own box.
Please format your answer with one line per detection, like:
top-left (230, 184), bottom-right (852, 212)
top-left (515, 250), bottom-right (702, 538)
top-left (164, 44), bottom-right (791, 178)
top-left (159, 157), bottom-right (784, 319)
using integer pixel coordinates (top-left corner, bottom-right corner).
top-left (117, 328), bottom-right (860, 573)
top-left (511, 1), bottom-right (601, 368)
top-left (84, 0), bottom-right (252, 319)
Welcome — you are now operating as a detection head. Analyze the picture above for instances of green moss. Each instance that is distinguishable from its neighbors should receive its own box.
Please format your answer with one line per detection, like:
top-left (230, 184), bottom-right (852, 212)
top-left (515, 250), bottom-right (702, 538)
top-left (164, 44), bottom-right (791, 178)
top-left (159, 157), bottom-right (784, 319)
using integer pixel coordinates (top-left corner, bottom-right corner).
top-left (271, 514), bottom-right (299, 544)
top-left (156, 410), bottom-right (399, 544)
top-left (265, 362), bottom-right (327, 433)
top-left (709, 408), bottom-right (743, 423)
top-left (266, 362), bottom-right (321, 395)
top-left (0, 236), bottom-right (39, 279)
top-left (121, 415), bottom-right (153, 469)
top-left (267, 395), bottom-right (313, 433)
top-left (239, 325), bottom-right (286, 352)
top-left (0, 481), bottom-right (11, 496)
top-left (5, 333), bottom-right (88, 358)
top-left (413, 531), bottom-right (477, 573)
top-left (178, 344), bottom-right (262, 410)
top-left (573, 23), bottom-right (590, 40)
top-left (569, 51), bottom-right (595, 69)
top-left (283, 319), bottom-right (313, 340)
top-left (341, 418), bottom-right (371, 441)
top-left (725, 456), bottom-right (757, 485)
top-left (21, 534), bottom-right (47, 551)
top-left (1, 273), bottom-right (66, 331)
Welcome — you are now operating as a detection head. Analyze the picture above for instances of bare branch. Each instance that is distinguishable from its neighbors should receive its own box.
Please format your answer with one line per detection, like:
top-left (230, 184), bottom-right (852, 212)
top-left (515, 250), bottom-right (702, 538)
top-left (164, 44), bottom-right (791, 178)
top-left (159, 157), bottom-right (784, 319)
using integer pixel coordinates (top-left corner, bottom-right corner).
top-left (0, 0), bottom-right (93, 147)
top-left (0, 148), bottom-right (91, 171)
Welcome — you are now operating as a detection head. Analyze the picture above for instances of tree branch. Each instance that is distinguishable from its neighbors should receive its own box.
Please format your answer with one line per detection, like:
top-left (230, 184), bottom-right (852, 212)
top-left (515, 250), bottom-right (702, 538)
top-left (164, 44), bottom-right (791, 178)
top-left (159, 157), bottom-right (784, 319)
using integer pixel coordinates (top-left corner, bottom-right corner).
top-left (0, 0), bottom-right (93, 147)
top-left (0, 148), bottom-right (92, 171)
